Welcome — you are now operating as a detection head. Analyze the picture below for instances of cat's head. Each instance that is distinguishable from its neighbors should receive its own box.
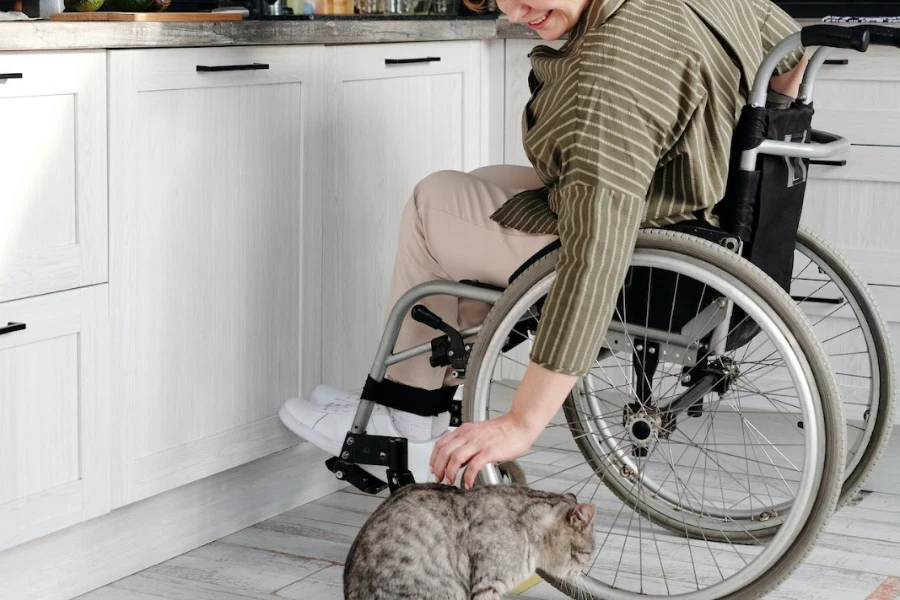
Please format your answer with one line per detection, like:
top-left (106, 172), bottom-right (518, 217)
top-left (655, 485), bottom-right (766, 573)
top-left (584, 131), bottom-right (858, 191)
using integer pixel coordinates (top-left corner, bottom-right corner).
top-left (536, 492), bottom-right (596, 579)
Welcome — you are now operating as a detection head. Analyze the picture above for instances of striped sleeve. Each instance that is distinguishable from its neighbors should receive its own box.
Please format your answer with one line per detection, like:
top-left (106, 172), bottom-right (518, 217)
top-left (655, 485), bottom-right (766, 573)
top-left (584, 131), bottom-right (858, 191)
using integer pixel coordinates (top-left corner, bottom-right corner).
top-left (529, 26), bottom-right (706, 376)
top-left (758, 0), bottom-right (804, 74)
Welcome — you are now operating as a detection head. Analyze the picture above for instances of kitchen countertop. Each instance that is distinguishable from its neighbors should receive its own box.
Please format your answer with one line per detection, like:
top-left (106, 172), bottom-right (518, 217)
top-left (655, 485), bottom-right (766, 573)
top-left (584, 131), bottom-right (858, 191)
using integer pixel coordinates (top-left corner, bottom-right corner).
top-left (0, 14), bottom-right (532, 51)
top-left (0, 13), bottom-right (895, 52)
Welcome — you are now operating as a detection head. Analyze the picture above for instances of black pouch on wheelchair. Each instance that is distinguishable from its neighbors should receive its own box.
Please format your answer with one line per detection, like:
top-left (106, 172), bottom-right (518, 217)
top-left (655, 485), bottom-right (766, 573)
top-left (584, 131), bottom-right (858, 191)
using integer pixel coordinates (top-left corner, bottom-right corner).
top-left (718, 100), bottom-right (815, 291)
top-left (615, 101), bottom-right (815, 350)
top-left (711, 100), bottom-right (815, 349)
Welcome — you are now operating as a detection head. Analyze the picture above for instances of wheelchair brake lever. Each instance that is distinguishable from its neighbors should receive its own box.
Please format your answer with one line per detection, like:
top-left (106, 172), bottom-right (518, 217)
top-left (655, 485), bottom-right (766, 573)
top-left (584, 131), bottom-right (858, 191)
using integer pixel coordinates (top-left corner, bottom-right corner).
top-left (412, 304), bottom-right (471, 375)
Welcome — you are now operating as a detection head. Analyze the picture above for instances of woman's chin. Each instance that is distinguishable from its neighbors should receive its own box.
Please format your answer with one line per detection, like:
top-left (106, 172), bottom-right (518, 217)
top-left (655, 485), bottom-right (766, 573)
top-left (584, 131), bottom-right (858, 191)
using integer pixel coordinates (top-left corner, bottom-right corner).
top-left (535, 27), bottom-right (562, 40)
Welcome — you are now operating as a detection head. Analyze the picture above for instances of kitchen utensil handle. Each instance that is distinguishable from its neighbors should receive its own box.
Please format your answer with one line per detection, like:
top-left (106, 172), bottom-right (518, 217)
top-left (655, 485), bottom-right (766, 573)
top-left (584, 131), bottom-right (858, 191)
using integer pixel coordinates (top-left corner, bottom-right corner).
top-left (0, 73), bottom-right (23, 80)
top-left (196, 63), bottom-right (270, 72)
top-left (0, 322), bottom-right (26, 336)
top-left (385, 57), bottom-right (441, 65)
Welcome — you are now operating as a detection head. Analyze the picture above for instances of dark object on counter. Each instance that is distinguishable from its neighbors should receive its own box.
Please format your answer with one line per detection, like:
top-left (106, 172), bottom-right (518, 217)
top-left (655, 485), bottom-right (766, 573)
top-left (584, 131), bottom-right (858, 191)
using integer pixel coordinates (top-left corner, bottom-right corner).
top-left (246, 11), bottom-right (495, 18)
top-left (145, 0), bottom-right (173, 10)
top-left (775, 1), bottom-right (900, 18)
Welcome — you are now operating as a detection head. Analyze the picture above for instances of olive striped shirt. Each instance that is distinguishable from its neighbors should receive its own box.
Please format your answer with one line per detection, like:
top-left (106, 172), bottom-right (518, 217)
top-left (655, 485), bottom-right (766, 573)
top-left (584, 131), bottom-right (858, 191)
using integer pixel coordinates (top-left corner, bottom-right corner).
top-left (490, 0), bottom-right (804, 376)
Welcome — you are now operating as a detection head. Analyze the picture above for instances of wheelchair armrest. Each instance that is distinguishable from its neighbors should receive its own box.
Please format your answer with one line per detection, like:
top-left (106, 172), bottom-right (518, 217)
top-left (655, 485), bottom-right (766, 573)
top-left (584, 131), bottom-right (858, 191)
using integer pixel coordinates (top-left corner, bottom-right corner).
top-left (739, 129), bottom-right (849, 170)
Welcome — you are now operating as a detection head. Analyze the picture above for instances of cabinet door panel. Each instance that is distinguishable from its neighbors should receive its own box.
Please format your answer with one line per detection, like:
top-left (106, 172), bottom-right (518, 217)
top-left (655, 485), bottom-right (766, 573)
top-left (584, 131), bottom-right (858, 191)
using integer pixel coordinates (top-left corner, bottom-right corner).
top-left (0, 286), bottom-right (109, 551)
top-left (109, 46), bottom-right (321, 506)
top-left (0, 51), bottom-right (107, 303)
top-left (322, 41), bottom-right (482, 391)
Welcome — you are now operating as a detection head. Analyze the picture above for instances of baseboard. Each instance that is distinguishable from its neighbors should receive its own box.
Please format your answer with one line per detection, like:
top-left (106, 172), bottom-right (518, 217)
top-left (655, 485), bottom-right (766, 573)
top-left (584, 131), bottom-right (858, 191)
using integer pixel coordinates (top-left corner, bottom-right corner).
top-left (0, 442), bottom-right (345, 600)
top-left (134, 415), bottom-right (299, 501)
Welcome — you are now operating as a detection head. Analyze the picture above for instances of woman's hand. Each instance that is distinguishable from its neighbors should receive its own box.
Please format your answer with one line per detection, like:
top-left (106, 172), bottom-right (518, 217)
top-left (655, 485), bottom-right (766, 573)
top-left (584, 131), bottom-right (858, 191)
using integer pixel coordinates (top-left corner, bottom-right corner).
top-left (430, 412), bottom-right (541, 490)
top-left (429, 360), bottom-right (579, 490)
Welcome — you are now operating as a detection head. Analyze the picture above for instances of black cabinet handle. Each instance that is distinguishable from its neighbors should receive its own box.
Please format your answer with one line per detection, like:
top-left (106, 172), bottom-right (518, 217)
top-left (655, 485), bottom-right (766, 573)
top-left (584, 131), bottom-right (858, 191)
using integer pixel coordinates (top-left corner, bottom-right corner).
top-left (0, 322), bottom-right (26, 336)
top-left (823, 59), bottom-right (849, 65)
top-left (196, 63), bottom-right (269, 72)
top-left (0, 73), bottom-right (23, 80)
top-left (385, 57), bottom-right (441, 65)
top-left (809, 159), bottom-right (847, 166)
top-left (792, 295), bottom-right (844, 305)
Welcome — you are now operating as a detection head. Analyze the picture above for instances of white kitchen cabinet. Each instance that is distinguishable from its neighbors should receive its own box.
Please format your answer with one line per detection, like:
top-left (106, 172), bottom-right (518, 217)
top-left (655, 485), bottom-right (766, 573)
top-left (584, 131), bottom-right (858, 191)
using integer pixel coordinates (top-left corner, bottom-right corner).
top-left (0, 285), bottom-right (109, 552)
top-left (0, 50), bottom-right (107, 304)
top-left (321, 40), bottom-right (486, 390)
top-left (799, 45), bottom-right (900, 288)
top-left (107, 46), bottom-right (324, 507)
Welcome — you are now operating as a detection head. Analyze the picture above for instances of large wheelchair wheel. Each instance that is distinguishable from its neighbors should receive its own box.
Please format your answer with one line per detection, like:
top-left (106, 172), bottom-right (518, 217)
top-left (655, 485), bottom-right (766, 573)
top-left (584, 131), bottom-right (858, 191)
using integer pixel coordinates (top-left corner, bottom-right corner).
top-left (792, 227), bottom-right (895, 507)
top-left (579, 227), bottom-right (895, 540)
top-left (464, 229), bottom-right (844, 600)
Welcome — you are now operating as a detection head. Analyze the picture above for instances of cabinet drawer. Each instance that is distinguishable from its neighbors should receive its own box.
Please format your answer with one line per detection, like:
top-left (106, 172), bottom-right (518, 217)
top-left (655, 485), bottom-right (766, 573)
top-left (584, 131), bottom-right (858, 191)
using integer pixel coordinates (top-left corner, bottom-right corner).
top-left (810, 46), bottom-right (900, 146)
top-left (0, 285), bottom-right (109, 551)
top-left (0, 50), bottom-right (107, 304)
top-left (803, 145), bottom-right (900, 287)
top-left (114, 45), bottom-right (315, 92)
top-left (328, 40), bottom-right (480, 82)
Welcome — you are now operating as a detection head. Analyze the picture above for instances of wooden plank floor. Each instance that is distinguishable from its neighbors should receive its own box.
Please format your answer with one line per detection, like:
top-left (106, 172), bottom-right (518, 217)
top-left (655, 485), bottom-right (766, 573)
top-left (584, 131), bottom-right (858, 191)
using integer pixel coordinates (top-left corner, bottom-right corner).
top-left (79, 426), bottom-right (900, 600)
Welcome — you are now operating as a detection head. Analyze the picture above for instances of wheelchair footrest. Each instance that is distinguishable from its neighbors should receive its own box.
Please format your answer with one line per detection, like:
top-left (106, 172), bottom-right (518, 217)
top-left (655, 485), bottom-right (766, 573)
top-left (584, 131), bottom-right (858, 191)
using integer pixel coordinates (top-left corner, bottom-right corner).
top-left (325, 457), bottom-right (388, 495)
top-left (328, 432), bottom-right (420, 494)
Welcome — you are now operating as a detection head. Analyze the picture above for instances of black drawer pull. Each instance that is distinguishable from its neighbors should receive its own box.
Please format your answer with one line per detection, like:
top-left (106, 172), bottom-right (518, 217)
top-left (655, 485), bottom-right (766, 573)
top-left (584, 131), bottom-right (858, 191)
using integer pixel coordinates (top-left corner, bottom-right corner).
top-left (792, 295), bottom-right (844, 305)
top-left (823, 59), bottom-right (849, 65)
top-left (196, 63), bottom-right (270, 72)
top-left (0, 73), bottom-right (23, 80)
top-left (810, 159), bottom-right (847, 166)
top-left (385, 57), bottom-right (441, 65)
top-left (0, 322), bottom-right (26, 336)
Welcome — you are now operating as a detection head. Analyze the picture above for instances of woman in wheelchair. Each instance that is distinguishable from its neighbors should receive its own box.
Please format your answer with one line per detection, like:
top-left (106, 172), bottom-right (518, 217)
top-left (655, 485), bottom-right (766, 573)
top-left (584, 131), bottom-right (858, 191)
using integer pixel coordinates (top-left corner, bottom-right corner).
top-left (282, 0), bottom-right (805, 486)
top-left (279, 0), bottom-right (809, 490)
top-left (276, 0), bottom-right (900, 593)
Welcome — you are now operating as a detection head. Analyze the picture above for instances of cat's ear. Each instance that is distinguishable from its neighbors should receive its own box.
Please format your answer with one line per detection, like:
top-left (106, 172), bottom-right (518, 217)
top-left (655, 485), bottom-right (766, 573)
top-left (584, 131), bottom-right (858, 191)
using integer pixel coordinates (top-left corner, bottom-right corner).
top-left (563, 492), bottom-right (578, 503)
top-left (568, 503), bottom-right (595, 530)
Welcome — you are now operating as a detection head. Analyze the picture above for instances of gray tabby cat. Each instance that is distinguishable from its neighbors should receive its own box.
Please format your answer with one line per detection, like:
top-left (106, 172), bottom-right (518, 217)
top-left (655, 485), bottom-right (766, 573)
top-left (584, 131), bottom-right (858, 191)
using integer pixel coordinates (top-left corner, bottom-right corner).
top-left (344, 482), bottom-right (596, 600)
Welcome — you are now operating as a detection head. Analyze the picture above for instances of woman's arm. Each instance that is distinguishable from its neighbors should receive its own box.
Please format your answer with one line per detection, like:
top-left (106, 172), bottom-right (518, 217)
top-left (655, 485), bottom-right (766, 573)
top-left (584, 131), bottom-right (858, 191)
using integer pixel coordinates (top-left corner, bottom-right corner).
top-left (769, 51), bottom-right (809, 98)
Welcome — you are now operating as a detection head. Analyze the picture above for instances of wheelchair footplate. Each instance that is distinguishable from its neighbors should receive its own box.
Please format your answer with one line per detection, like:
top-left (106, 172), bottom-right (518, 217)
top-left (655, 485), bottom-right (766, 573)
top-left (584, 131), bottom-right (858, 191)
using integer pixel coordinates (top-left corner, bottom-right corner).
top-left (326, 433), bottom-right (417, 494)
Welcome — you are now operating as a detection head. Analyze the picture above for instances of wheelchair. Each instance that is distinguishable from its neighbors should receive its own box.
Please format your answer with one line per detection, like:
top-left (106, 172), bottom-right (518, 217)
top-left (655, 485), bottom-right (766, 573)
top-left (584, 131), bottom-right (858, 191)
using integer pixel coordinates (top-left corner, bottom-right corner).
top-left (324, 24), bottom-right (896, 600)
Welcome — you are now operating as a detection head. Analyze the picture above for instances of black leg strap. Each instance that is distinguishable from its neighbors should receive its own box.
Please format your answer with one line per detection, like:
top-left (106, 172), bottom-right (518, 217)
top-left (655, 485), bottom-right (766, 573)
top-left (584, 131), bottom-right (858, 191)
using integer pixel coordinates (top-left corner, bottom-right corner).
top-left (361, 375), bottom-right (458, 417)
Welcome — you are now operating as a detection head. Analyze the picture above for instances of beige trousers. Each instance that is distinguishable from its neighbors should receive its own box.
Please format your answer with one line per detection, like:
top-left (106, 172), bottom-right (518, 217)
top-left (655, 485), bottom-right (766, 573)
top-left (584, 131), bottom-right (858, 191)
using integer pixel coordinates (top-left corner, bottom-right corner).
top-left (383, 165), bottom-right (559, 390)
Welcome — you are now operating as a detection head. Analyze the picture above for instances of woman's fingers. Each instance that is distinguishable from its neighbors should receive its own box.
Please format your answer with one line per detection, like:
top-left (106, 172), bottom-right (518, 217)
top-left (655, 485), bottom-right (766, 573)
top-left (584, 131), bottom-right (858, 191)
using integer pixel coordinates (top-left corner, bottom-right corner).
top-left (444, 442), bottom-right (481, 486)
top-left (430, 428), bottom-right (471, 482)
top-left (463, 451), bottom-right (491, 490)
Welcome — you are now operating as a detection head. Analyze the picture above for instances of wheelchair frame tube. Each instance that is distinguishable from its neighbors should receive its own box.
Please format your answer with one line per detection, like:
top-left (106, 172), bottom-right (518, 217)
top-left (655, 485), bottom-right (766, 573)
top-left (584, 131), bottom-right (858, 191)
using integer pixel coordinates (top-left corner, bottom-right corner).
top-left (351, 281), bottom-right (502, 434)
top-left (749, 32), bottom-right (804, 108)
top-left (798, 46), bottom-right (836, 104)
top-left (384, 325), bottom-right (483, 367)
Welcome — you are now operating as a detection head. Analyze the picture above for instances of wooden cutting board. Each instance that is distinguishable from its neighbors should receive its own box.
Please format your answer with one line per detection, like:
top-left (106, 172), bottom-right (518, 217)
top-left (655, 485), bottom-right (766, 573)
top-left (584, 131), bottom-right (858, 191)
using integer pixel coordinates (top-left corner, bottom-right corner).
top-left (50, 11), bottom-right (243, 20)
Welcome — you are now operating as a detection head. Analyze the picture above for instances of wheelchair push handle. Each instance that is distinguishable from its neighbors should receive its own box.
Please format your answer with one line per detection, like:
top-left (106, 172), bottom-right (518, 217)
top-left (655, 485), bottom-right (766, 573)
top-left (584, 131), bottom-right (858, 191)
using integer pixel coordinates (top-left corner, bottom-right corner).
top-left (850, 24), bottom-right (900, 49)
top-left (751, 26), bottom-right (870, 107)
top-left (800, 25), bottom-right (870, 52)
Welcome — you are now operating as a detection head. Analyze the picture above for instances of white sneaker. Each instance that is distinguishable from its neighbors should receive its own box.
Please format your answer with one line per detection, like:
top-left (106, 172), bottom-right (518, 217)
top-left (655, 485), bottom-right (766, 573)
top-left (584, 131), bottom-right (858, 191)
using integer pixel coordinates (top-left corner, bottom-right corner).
top-left (309, 383), bottom-right (360, 406)
top-left (278, 385), bottom-right (441, 485)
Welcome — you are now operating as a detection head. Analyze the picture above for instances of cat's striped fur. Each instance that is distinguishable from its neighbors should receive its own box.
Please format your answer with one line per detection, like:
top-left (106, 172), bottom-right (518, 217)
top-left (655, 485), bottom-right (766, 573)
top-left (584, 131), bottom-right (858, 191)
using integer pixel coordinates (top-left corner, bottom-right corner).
top-left (344, 483), bottom-right (596, 600)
